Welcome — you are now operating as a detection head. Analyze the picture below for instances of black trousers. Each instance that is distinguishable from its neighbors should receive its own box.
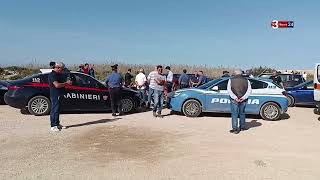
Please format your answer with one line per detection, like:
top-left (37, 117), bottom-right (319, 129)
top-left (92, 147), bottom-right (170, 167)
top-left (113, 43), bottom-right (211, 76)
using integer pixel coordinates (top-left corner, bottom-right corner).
top-left (50, 96), bottom-right (61, 127)
top-left (110, 87), bottom-right (122, 114)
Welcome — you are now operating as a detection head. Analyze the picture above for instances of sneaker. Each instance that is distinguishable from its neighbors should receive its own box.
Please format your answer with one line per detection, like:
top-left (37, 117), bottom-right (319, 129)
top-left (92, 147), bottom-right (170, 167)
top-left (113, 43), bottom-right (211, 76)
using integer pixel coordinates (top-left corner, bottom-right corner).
top-left (229, 129), bottom-right (240, 134)
top-left (112, 113), bottom-right (117, 117)
top-left (58, 124), bottom-right (67, 129)
top-left (153, 111), bottom-right (157, 117)
top-left (157, 113), bottom-right (163, 118)
top-left (50, 126), bottom-right (60, 132)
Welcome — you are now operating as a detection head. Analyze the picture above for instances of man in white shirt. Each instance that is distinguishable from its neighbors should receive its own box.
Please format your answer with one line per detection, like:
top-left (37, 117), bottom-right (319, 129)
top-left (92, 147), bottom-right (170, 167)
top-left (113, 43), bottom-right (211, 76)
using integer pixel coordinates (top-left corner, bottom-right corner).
top-left (135, 68), bottom-right (147, 107)
top-left (165, 66), bottom-right (173, 107)
top-left (227, 70), bottom-right (252, 134)
top-left (303, 72), bottom-right (308, 81)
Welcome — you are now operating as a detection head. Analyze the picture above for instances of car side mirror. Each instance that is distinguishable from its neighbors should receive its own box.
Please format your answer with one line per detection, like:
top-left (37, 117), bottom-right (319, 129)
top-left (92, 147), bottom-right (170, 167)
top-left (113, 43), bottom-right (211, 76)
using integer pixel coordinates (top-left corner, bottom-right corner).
top-left (212, 86), bottom-right (219, 91)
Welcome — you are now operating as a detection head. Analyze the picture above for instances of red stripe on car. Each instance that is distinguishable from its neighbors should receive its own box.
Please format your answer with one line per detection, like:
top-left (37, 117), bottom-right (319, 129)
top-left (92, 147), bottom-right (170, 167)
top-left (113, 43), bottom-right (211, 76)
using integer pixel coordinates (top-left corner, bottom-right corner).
top-left (24, 83), bottom-right (108, 92)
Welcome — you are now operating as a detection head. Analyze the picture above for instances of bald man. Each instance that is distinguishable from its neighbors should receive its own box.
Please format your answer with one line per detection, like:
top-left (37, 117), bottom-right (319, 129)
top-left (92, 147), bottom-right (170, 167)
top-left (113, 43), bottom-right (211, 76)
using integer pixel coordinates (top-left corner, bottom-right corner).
top-left (227, 70), bottom-right (252, 134)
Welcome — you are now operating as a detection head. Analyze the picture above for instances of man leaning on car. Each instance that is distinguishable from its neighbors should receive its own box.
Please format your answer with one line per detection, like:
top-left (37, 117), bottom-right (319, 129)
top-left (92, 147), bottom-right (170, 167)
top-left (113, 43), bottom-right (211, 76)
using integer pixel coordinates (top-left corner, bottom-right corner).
top-left (227, 70), bottom-right (252, 134)
top-left (48, 62), bottom-right (72, 132)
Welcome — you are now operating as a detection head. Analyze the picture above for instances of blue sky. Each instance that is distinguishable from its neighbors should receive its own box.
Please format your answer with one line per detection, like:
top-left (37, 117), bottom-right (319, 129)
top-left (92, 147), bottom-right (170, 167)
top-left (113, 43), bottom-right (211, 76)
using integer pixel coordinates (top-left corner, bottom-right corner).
top-left (0, 0), bottom-right (319, 69)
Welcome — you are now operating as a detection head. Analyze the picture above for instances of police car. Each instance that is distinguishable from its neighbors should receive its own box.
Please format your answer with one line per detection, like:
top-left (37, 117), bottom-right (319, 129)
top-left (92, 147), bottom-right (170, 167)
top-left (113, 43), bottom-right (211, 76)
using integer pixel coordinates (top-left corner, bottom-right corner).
top-left (4, 71), bottom-right (141, 116)
top-left (169, 78), bottom-right (288, 120)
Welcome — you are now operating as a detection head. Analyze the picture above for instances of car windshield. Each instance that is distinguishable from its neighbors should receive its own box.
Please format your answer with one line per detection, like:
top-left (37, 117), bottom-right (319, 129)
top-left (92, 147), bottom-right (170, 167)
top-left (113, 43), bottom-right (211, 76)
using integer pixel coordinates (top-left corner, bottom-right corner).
top-left (259, 74), bottom-right (271, 79)
top-left (198, 78), bottom-right (224, 89)
top-left (293, 80), bottom-right (313, 88)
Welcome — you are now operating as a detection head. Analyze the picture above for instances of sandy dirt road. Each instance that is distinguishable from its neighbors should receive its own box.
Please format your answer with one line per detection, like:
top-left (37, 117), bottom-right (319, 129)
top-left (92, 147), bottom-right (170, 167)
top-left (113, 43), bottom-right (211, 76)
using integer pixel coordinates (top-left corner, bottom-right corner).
top-left (0, 105), bottom-right (320, 180)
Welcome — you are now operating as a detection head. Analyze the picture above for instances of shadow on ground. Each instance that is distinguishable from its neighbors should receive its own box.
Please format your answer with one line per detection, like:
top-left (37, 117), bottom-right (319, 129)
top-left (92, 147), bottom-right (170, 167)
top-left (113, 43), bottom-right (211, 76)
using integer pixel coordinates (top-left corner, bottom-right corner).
top-left (245, 120), bottom-right (262, 129)
top-left (168, 112), bottom-right (291, 121)
top-left (67, 118), bottom-right (121, 128)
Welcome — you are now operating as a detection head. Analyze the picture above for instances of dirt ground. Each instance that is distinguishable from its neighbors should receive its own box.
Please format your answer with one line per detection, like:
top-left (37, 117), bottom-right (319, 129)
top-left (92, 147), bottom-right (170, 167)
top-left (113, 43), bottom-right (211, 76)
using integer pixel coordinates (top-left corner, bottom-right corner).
top-left (1, 105), bottom-right (320, 180)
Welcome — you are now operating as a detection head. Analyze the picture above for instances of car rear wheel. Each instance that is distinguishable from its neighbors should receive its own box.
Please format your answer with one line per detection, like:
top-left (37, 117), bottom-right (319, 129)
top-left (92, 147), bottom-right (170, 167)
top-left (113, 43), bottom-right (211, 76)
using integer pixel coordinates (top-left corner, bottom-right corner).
top-left (28, 96), bottom-right (51, 116)
top-left (121, 97), bottom-right (135, 113)
top-left (260, 102), bottom-right (281, 121)
top-left (287, 95), bottom-right (295, 107)
top-left (182, 99), bottom-right (202, 117)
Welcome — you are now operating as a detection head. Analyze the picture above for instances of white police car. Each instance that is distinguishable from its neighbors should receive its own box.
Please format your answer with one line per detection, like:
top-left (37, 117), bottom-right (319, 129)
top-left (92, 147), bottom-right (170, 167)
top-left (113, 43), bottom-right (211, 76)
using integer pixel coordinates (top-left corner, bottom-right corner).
top-left (169, 78), bottom-right (288, 120)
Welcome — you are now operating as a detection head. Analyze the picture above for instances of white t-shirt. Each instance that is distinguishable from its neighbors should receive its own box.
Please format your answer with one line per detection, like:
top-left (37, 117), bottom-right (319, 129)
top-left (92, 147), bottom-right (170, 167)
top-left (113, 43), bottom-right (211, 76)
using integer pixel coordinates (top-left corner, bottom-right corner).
top-left (303, 73), bottom-right (307, 80)
top-left (135, 72), bottom-right (147, 89)
top-left (167, 70), bottom-right (173, 83)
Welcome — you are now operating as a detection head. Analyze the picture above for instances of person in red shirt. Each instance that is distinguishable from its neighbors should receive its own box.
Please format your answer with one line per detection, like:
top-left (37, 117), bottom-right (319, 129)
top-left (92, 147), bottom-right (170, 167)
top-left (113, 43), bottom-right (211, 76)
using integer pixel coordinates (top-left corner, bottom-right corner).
top-left (82, 63), bottom-right (90, 74)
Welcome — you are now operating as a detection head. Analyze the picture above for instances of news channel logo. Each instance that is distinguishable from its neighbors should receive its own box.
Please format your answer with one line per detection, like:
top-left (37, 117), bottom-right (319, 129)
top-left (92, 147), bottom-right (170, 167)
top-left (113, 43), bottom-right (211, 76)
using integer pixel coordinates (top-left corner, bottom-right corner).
top-left (271, 20), bottom-right (294, 29)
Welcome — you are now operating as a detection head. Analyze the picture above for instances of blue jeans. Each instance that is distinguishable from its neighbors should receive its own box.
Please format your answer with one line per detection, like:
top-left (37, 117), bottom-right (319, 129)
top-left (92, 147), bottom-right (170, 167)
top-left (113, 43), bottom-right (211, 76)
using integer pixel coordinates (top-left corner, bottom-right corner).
top-left (148, 88), bottom-right (155, 106)
top-left (230, 99), bottom-right (247, 130)
top-left (50, 96), bottom-right (61, 127)
top-left (153, 90), bottom-right (164, 113)
top-left (137, 89), bottom-right (147, 106)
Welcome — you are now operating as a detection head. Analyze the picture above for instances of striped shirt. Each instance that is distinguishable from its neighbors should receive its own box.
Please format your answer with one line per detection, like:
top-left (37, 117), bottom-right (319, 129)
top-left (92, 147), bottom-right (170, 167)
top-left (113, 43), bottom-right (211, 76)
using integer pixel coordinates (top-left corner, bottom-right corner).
top-left (147, 71), bottom-right (158, 89)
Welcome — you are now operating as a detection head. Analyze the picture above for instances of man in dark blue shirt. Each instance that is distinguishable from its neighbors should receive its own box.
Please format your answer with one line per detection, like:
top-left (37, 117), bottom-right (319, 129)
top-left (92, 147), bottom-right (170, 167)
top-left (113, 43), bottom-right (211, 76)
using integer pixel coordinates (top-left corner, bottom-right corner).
top-left (106, 64), bottom-right (123, 116)
top-left (194, 71), bottom-right (207, 87)
top-left (178, 69), bottom-right (190, 89)
top-left (48, 62), bottom-right (72, 132)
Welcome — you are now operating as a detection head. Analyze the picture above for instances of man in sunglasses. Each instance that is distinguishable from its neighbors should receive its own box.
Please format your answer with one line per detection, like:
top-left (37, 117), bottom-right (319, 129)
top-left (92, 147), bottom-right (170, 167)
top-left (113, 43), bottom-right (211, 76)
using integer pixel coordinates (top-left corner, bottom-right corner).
top-left (48, 62), bottom-right (72, 132)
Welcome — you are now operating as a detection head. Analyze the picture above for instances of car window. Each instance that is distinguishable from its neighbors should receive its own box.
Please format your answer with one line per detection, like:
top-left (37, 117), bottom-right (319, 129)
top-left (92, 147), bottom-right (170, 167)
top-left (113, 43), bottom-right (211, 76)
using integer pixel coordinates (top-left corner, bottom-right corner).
top-left (249, 79), bottom-right (268, 89)
top-left (71, 74), bottom-right (102, 88)
top-left (307, 82), bottom-right (314, 89)
top-left (217, 80), bottom-right (228, 90)
top-left (41, 74), bottom-right (49, 83)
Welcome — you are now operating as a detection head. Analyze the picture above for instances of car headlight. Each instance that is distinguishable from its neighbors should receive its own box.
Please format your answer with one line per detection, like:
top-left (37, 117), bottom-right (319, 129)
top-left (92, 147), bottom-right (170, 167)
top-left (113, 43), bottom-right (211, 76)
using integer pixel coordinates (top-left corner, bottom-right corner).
top-left (173, 92), bottom-right (181, 97)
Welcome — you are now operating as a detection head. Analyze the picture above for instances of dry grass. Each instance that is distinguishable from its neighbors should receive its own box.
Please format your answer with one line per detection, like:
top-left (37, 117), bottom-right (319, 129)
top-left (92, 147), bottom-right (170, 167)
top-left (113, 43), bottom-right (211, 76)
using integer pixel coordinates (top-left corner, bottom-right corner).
top-left (0, 62), bottom-right (312, 81)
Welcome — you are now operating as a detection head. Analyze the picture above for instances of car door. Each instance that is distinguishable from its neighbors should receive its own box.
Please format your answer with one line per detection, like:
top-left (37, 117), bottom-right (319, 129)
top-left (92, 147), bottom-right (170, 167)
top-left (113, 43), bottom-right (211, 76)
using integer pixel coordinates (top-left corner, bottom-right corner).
top-left (59, 72), bottom-right (82, 110)
top-left (66, 73), bottom-right (109, 111)
top-left (205, 79), bottom-right (230, 112)
top-left (294, 82), bottom-right (315, 105)
top-left (246, 79), bottom-right (269, 114)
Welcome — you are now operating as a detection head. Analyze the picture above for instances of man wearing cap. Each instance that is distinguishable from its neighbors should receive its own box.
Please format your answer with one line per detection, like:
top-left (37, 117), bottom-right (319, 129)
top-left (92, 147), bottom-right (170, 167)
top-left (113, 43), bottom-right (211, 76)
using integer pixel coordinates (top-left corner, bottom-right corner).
top-left (135, 68), bottom-right (147, 108)
top-left (106, 64), bottom-right (123, 117)
top-left (48, 62), bottom-right (72, 132)
top-left (227, 70), bottom-right (252, 134)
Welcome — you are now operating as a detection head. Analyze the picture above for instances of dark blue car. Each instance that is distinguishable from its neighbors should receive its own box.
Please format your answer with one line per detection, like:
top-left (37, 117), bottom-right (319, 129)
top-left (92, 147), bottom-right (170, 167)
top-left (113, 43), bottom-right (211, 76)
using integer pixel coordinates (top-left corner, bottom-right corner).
top-left (286, 80), bottom-right (316, 107)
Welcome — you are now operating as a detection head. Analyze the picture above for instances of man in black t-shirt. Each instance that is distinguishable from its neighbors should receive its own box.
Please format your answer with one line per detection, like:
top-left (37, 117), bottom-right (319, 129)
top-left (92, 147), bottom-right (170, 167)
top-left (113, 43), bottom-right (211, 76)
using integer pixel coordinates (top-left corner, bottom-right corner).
top-left (48, 62), bottom-right (72, 132)
top-left (269, 71), bottom-right (283, 87)
top-left (124, 69), bottom-right (134, 87)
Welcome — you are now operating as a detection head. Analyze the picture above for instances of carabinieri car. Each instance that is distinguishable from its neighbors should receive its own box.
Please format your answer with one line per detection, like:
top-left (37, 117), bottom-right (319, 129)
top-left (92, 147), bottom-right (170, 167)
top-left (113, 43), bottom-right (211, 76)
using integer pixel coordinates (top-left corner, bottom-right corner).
top-left (4, 71), bottom-right (141, 116)
top-left (169, 78), bottom-right (288, 121)
top-left (285, 80), bottom-right (316, 107)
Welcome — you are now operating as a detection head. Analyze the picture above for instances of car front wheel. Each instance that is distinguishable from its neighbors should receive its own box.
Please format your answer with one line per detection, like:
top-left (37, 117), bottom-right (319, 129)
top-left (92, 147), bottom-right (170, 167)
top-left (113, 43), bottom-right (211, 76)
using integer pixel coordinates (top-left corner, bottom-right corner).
top-left (121, 97), bottom-right (135, 113)
top-left (287, 95), bottom-right (295, 107)
top-left (27, 96), bottom-right (51, 116)
top-left (182, 99), bottom-right (202, 117)
top-left (260, 102), bottom-right (281, 121)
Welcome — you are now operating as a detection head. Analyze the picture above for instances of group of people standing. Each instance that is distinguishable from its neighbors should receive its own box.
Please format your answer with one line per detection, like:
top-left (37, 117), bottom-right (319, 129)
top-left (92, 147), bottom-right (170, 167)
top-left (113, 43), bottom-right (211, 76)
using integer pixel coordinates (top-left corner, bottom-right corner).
top-left (127, 65), bottom-right (173, 118)
top-left (123, 66), bottom-right (209, 117)
top-left (178, 70), bottom-right (208, 88)
top-left (105, 64), bottom-right (172, 118)
top-left (77, 63), bottom-right (95, 78)
top-left (47, 61), bottom-right (252, 134)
